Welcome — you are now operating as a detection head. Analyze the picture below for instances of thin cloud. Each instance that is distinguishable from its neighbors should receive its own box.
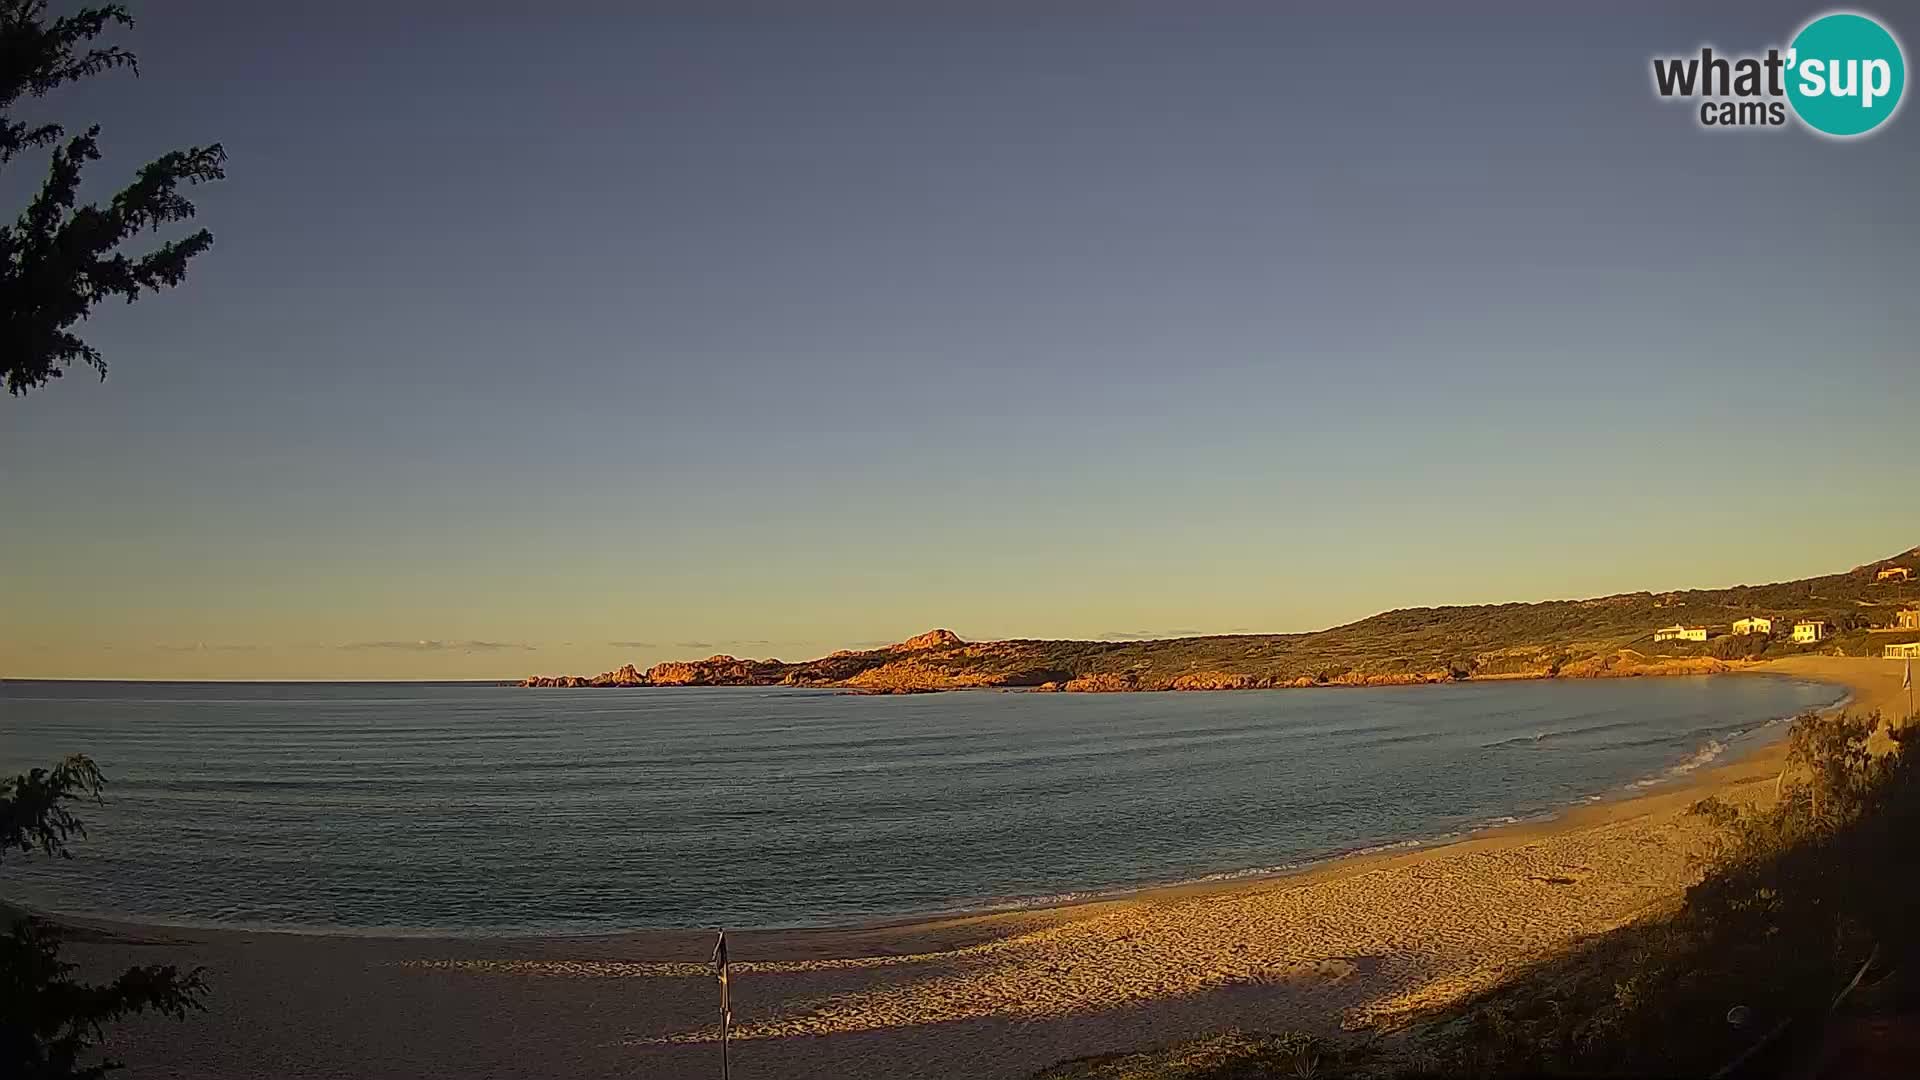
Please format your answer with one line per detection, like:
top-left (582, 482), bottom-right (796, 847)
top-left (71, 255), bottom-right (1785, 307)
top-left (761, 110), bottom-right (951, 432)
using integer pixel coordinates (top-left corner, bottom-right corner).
top-left (1098, 629), bottom-right (1204, 641)
top-left (153, 642), bottom-right (264, 653)
top-left (666, 638), bottom-right (791, 652)
top-left (341, 640), bottom-right (535, 653)
top-left (607, 640), bottom-right (656, 649)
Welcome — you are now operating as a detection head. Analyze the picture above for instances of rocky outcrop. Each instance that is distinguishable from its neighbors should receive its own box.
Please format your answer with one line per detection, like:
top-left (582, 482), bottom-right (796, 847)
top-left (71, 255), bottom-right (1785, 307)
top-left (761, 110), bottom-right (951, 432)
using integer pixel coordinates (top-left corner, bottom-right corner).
top-left (591, 664), bottom-right (647, 686)
top-left (519, 674), bottom-right (593, 688)
top-left (1169, 671), bottom-right (1262, 691)
top-left (518, 663), bottom-right (648, 688)
top-left (891, 628), bottom-right (964, 652)
top-left (645, 655), bottom-right (788, 686)
top-left (1063, 672), bottom-right (1142, 693)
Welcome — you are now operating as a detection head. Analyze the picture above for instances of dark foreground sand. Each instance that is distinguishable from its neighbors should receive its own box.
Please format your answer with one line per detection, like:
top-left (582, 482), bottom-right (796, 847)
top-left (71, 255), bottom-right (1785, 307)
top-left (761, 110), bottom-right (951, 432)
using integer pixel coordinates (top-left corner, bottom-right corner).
top-left (51, 656), bottom-right (1911, 1080)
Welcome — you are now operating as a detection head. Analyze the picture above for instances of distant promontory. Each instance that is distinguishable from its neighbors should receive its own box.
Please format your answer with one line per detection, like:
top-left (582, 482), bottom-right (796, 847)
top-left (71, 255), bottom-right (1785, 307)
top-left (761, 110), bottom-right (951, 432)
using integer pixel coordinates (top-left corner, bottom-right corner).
top-left (518, 548), bottom-right (1920, 693)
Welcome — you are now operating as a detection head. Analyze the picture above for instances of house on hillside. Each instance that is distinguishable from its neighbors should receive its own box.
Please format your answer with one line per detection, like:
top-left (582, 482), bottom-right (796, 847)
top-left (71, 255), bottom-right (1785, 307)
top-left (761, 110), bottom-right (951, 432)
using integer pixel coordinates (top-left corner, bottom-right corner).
top-left (1885, 642), bottom-right (1920, 659)
top-left (1654, 624), bottom-right (1710, 642)
top-left (1898, 609), bottom-right (1920, 631)
top-left (1792, 619), bottom-right (1832, 644)
top-left (1732, 616), bottom-right (1773, 636)
top-left (1877, 566), bottom-right (1913, 583)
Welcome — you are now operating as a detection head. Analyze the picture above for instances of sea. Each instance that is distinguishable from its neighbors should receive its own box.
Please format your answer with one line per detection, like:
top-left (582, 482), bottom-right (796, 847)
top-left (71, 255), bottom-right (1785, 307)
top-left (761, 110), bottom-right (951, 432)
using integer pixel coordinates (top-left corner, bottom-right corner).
top-left (0, 675), bottom-right (1842, 935)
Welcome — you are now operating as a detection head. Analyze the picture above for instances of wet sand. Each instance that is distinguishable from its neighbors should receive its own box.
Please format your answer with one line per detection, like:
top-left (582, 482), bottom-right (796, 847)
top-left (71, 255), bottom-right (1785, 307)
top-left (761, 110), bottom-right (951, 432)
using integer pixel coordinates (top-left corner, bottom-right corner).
top-left (58, 656), bottom-right (1911, 1080)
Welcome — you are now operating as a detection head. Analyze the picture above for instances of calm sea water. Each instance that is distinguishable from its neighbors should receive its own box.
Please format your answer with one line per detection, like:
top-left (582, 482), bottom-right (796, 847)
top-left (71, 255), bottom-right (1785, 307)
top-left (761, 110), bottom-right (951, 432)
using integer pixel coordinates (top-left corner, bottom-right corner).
top-left (0, 677), bottom-right (1840, 935)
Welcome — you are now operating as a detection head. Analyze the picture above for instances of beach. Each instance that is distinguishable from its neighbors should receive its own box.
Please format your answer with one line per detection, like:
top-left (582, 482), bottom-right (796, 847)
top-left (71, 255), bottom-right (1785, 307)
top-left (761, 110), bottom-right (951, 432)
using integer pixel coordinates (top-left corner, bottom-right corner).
top-left (56, 656), bottom-right (1912, 1080)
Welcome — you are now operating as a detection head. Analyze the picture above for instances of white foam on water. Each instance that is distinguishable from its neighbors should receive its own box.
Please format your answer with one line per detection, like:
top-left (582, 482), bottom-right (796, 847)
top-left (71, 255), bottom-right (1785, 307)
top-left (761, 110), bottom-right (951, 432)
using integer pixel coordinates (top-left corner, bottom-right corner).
top-left (1626, 737), bottom-right (1729, 789)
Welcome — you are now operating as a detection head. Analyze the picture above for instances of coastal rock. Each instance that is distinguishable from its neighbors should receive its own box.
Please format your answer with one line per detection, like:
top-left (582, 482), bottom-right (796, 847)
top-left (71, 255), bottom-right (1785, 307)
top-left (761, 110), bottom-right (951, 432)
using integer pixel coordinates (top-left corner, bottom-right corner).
top-left (784, 633), bottom-right (985, 687)
top-left (890, 628), bottom-right (965, 652)
top-left (644, 657), bottom-right (723, 685)
top-left (645, 655), bottom-right (779, 686)
top-left (589, 664), bottom-right (648, 687)
top-left (1063, 672), bottom-right (1140, 693)
top-left (519, 664), bottom-right (648, 688)
top-left (1170, 671), bottom-right (1262, 691)
top-left (517, 674), bottom-right (592, 688)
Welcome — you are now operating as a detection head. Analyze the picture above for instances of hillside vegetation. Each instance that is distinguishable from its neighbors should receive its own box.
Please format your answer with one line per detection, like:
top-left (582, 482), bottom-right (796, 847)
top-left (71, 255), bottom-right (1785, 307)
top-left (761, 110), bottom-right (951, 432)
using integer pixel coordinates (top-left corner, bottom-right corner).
top-left (520, 547), bottom-right (1920, 691)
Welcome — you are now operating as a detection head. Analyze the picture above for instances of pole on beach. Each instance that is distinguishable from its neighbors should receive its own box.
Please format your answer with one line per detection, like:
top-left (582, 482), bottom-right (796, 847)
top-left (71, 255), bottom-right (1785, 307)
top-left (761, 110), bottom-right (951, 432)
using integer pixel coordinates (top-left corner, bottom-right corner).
top-left (713, 929), bottom-right (731, 1080)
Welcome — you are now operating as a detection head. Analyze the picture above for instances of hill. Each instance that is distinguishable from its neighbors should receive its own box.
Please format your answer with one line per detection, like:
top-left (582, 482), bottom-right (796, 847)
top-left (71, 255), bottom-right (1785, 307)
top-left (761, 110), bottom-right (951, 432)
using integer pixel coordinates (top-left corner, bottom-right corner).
top-left (519, 547), bottom-right (1920, 691)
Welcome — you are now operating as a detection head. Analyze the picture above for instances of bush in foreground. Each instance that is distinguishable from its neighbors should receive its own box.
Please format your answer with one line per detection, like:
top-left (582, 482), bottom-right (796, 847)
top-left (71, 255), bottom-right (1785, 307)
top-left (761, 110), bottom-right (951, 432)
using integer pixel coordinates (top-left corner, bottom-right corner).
top-left (2, 756), bottom-right (208, 1079)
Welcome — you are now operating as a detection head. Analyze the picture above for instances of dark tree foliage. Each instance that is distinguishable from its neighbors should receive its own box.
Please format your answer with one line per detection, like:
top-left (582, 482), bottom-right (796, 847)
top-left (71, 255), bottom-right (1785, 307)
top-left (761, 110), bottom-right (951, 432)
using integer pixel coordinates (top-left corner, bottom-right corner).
top-left (1, 754), bottom-right (103, 858)
top-left (0, 1), bottom-right (224, 396)
top-left (1, 918), bottom-right (206, 1080)
top-left (2, 7), bottom-right (219, 1073)
top-left (3, 7), bottom-right (220, 1072)
top-left (2, 756), bottom-right (208, 1079)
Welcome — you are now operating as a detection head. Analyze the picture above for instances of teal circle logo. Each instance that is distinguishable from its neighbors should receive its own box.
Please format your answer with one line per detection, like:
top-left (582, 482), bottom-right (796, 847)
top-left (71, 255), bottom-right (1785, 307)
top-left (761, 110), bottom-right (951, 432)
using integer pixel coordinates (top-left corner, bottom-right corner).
top-left (1786, 12), bottom-right (1906, 136)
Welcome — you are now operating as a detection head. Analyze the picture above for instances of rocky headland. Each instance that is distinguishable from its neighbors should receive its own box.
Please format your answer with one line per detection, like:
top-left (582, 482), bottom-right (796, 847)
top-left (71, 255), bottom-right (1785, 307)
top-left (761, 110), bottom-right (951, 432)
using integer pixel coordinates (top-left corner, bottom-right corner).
top-left (517, 547), bottom-right (1920, 695)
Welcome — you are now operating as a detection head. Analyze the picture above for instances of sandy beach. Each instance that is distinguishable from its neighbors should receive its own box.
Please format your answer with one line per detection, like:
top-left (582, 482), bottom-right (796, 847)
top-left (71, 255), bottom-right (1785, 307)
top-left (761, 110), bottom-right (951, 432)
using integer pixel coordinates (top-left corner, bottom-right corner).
top-left (52, 656), bottom-right (1912, 1080)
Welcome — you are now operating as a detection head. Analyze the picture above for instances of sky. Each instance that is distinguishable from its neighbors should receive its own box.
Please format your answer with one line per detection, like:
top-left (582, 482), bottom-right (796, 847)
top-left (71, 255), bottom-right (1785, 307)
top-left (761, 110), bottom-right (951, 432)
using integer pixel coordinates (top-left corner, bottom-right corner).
top-left (2, 1), bottom-right (1916, 680)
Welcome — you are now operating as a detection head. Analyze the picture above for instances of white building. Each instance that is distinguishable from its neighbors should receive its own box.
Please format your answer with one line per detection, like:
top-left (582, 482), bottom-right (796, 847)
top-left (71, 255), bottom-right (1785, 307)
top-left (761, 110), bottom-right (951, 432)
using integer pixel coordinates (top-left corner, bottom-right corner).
top-left (1884, 642), bottom-right (1920, 659)
top-left (1792, 620), bottom-right (1832, 644)
top-left (1876, 566), bottom-right (1912, 583)
top-left (1732, 616), bottom-right (1773, 636)
top-left (1654, 625), bottom-right (1709, 643)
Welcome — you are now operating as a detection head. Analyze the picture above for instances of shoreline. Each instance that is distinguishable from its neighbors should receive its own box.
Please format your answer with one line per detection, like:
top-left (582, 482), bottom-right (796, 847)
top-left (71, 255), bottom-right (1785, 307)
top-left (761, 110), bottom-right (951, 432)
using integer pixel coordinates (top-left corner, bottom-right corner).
top-left (15, 673), bottom-right (1834, 945)
top-left (43, 656), bottom-right (1912, 1080)
top-left (36, 659), bottom-right (1874, 950)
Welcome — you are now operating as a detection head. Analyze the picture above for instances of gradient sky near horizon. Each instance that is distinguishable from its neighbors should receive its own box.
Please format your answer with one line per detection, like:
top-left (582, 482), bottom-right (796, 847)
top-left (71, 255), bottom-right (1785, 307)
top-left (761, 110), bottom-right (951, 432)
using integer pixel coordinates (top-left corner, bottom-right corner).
top-left (3, 1), bottom-right (1916, 680)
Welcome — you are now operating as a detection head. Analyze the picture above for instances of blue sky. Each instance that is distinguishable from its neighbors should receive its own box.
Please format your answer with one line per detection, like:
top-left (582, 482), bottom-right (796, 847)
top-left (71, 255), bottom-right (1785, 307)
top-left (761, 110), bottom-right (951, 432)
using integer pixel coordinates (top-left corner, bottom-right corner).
top-left (2, 2), bottom-right (1916, 678)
